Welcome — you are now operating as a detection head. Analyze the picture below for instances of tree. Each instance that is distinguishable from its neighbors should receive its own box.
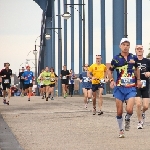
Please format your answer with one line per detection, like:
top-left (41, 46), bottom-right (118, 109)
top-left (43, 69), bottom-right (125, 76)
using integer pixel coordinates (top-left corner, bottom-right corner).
top-left (146, 43), bottom-right (150, 58)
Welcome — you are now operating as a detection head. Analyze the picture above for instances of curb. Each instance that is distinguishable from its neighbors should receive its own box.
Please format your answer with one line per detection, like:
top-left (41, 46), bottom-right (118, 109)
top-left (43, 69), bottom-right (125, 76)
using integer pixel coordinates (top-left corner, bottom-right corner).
top-left (0, 114), bottom-right (24, 150)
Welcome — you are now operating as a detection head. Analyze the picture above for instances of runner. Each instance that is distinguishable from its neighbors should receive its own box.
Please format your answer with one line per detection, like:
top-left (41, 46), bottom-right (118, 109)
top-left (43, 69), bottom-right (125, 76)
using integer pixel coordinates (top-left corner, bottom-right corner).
top-left (22, 65), bottom-right (34, 101)
top-left (108, 38), bottom-right (142, 138)
top-left (18, 67), bottom-right (25, 97)
top-left (60, 65), bottom-right (70, 98)
top-left (135, 45), bottom-right (150, 129)
top-left (49, 68), bottom-right (58, 100)
top-left (87, 55), bottom-right (108, 115)
top-left (40, 66), bottom-right (51, 101)
top-left (37, 69), bottom-right (45, 99)
top-left (79, 64), bottom-right (92, 108)
top-left (68, 69), bottom-right (77, 97)
top-left (0, 63), bottom-right (12, 105)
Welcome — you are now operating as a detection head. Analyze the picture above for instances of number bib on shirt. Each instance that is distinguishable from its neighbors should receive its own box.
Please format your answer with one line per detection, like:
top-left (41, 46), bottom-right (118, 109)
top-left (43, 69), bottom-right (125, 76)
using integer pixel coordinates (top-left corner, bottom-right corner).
top-left (141, 80), bottom-right (146, 88)
top-left (62, 76), bottom-right (66, 79)
top-left (51, 78), bottom-right (55, 82)
top-left (83, 77), bottom-right (90, 82)
top-left (100, 79), bottom-right (105, 83)
top-left (4, 79), bottom-right (9, 84)
top-left (30, 80), bottom-right (32, 83)
top-left (45, 77), bottom-right (50, 80)
top-left (121, 77), bottom-right (133, 86)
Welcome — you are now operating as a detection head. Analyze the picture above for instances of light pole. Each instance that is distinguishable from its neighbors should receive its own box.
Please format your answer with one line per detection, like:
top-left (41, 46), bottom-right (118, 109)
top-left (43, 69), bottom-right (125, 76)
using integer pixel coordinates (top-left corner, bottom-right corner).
top-left (34, 35), bottom-right (41, 96)
top-left (63, 2), bottom-right (86, 65)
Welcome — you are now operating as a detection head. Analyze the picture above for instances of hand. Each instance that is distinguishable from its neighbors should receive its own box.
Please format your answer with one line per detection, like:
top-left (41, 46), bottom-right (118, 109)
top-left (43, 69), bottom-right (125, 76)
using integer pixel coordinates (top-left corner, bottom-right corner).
top-left (105, 78), bottom-right (109, 82)
top-left (3, 75), bottom-right (6, 77)
top-left (92, 77), bottom-right (96, 80)
top-left (144, 72), bottom-right (150, 78)
top-left (129, 59), bottom-right (135, 64)
top-left (110, 81), bottom-right (116, 89)
top-left (137, 80), bottom-right (142, 88)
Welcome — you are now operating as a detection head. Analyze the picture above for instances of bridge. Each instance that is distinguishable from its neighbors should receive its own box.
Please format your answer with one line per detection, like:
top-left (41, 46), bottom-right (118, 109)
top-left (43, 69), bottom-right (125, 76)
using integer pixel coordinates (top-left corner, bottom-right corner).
top-left (33, 0), bottom-right (143, 96)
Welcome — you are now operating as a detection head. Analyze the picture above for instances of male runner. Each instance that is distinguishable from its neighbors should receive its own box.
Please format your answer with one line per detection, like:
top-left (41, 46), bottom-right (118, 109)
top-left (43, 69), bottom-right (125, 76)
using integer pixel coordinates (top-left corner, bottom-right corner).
top-left (79, 64), bottom-right (92, 108)
top-left (18, 67), bottom-right (25, 96)
top-left (22, 65), bottom-right (34, 101)
top-left (108, 38), bottom-right (142, 138)
top-left (41, 67), bottom-right (51, 101)
top-left (135, 45), bottom-right (150, 129)
top-left (60, 65), bottom-right (70, 98)
top-left (0, 63), bottom-right (12, 105)
top-left (87, 55), bottom-right (108, 115)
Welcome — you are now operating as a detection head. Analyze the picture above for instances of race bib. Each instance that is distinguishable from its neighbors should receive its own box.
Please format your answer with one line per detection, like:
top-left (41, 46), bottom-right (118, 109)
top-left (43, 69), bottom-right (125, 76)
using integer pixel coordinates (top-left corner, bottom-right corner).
top-left (45, 77), bottom-right (50, 80)
top-left (83, 77), bottom-right (90, 82)
top-left (62, 76), bottom-right (66, 79)
top-left (100, 79), bottom-right (105, 83)
top-left (30, 80), bottom-right (32, 83)
top-left (121, 77), bottom-right (133, 86)
top-left (4, 79), bottom-right (9, 84)
top-left (51, 78), bottom-right (55, 82)
top-left (141, 80), bottom-right (146, 88)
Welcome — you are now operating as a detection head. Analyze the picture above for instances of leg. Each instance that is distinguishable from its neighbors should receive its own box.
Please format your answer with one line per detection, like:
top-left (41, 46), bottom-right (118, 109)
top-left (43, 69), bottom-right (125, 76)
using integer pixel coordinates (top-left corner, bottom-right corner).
top-left (135, 97), bottom-right (142, 122)
top-left (98, 88), bottom-right (104, 115)
top-left (51, 86), bottom-right (54, 100)
top-left (45, 85), bottom-right (50, 100)
top-left (87, 89), bottom-right (92, 101)
top-left (62, 84), bottom-right (66, 98)
top-left (83, 88), bottom-right (88, 106)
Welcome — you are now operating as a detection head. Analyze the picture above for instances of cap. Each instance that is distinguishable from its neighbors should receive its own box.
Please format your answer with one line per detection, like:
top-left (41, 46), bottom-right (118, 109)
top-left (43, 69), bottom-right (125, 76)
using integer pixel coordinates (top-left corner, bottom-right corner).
top-left (135, 45), bottom-right (143, 49)
top-left (120, 38), bottom-right (130, 45)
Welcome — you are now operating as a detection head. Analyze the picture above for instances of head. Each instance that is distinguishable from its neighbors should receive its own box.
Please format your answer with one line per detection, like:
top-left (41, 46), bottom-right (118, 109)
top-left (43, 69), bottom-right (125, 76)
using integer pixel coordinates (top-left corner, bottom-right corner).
top-left (41, 69), bottom-right (44, 73)
top-left (119, 38), bottom-right (130, 54)
top-left (96, 55), bottom-right (102, 64)
top-left (70, 69), bottom-right (73, 73)
top-left (135, 45), bottom-right (144, 56)
top-left (63, 65), bottom-right (67, 70)
top-left (83, 64), bottom-right (89, 71)
top-left (26, 65), bottom-right (30, 71)
top-left (50, 67), bottom-right (54, 72)
top-left (45, 66), bottom-right (49, 72)
top-left (22, 67), bottom-right (25, 72)
top-left (4, 63), bottom-right (10, 69)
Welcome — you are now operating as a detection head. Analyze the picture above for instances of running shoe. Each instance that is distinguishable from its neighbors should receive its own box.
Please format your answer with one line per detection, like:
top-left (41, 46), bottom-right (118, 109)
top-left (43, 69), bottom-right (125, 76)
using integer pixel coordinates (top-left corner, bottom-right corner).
top-left (98, 110), bottom-right (103, 115)
top-left (3, 98), bottom-right (6, 104)
top-left (119, 129), bottom-right (125, 138)
top-left (137, 121), bottom-right (143, 129)
top-left (125, 119), bottom-right (130, 131)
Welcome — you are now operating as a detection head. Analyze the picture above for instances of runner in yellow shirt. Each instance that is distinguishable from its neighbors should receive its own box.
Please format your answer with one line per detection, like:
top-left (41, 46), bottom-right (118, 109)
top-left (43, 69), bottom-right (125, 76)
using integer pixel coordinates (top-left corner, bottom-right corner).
top-left (87, 55), bottom-right (108, 115)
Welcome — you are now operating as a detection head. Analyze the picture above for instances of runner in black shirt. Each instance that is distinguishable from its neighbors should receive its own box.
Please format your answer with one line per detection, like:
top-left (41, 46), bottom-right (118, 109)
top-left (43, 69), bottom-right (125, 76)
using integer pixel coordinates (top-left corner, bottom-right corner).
top-left (18, 67), bottom-right (25, 96)
top-left (0, 63), bottom-right (12, 105)
top-left (60, 65), bottom-right (70, 98)
top-left (135, 45), bottom-right (150, 129)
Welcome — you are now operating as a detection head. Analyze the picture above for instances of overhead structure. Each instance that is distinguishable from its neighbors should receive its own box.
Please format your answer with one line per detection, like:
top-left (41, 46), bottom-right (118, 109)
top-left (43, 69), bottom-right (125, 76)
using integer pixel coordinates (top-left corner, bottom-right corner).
top-left (33, 0), bottom-right (143, 96)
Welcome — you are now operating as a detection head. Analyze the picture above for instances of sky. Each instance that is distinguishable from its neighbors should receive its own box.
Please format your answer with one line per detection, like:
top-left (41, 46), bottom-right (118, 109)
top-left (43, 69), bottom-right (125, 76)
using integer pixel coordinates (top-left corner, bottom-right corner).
top-left (0, 0), bottom-right (150, 75)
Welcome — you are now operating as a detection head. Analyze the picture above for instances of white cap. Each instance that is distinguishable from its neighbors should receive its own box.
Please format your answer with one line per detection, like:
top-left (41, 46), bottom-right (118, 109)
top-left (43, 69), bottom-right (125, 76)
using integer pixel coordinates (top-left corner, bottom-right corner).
top-left (120, 38), bottom-right (130, 45)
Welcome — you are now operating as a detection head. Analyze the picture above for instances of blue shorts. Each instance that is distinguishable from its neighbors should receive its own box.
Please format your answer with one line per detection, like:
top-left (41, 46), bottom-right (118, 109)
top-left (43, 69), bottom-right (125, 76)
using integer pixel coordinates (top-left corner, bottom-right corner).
top-left (113, 86), bottom-right (136, 102)
top-left (92, 83), bottom-right (104, 92)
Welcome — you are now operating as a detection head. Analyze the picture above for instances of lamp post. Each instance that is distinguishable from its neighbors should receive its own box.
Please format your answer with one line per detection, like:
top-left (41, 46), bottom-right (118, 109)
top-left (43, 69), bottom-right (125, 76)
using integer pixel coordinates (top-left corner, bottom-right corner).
top-left (63, 2), bottom-right (86, 65)
top-left (34, 35), bottom-right (41, 96)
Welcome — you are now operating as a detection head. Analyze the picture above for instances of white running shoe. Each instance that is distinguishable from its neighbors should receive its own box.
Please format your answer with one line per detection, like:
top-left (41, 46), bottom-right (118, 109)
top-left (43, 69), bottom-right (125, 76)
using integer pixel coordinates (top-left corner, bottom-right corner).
top-left (119, 129), bottom-right (125, 138)
top-left (137, 121), bottom-right (143, 129)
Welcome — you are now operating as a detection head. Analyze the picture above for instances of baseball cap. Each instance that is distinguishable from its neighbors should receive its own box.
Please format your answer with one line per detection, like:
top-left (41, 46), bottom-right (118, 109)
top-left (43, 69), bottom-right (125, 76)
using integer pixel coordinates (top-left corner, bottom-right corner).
top-left (135, 45), bottom-right (143, 49)
top-left (120, 38), bottom-right (130, 45)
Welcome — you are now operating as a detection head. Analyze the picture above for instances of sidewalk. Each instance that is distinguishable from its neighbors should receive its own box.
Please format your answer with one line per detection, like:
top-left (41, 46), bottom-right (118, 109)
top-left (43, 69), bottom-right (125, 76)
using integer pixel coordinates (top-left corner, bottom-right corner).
top-left (0, 95), bottom-right (150, 150)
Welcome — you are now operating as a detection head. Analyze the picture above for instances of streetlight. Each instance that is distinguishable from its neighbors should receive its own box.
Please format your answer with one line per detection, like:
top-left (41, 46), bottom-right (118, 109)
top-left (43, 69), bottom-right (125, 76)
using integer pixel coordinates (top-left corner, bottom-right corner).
top-left (63, 2), bottom-right (86, 65)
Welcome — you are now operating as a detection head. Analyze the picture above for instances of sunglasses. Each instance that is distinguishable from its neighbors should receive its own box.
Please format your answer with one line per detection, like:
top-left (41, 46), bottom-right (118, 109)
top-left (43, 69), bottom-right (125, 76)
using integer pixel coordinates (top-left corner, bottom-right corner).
top-left (96, 55), bottom-right (101, 56)
top-left (84, 66), bottom-right (88, 67)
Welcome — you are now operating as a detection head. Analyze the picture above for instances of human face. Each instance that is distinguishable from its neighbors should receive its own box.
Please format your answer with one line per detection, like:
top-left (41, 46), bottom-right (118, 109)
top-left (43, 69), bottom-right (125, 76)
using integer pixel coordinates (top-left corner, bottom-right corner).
top-left (84, 64), bottom-right (89, 71)
top-left (119, 42), bottom-right (130, 54)
top-left (63, 66), bottom-right (67, 70)
top-left (45, 67), bottom-right (49, 72)
top-left (5, 63), bottom-right (9, 69)
top-left (96, 55), bottom-right (101, 64)
top-left (135, 45), bottom-right (144, 56)
top-left (26, 66), bottom-right (30, 71)
top-left (50, 68), bottom-right (54, 72)
top-left (22, 68), bottom-right (25, 72)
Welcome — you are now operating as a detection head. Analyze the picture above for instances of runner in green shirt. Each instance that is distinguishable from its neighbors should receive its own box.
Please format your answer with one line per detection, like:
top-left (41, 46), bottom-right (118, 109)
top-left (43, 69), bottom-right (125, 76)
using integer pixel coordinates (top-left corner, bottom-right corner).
top-left (40, 67), bottom-right (51, 101)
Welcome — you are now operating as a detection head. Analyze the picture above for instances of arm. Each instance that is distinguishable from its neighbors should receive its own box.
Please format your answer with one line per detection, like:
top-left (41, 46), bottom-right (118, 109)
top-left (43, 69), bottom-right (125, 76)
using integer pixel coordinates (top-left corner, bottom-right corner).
top-left (87, 65), bottom-right (93, 79)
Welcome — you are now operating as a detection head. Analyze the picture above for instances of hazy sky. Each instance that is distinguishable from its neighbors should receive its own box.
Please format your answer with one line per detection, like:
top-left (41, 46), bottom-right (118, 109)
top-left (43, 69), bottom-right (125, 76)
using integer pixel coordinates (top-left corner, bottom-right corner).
top-left (0, 0), bottom-right (150, 74)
